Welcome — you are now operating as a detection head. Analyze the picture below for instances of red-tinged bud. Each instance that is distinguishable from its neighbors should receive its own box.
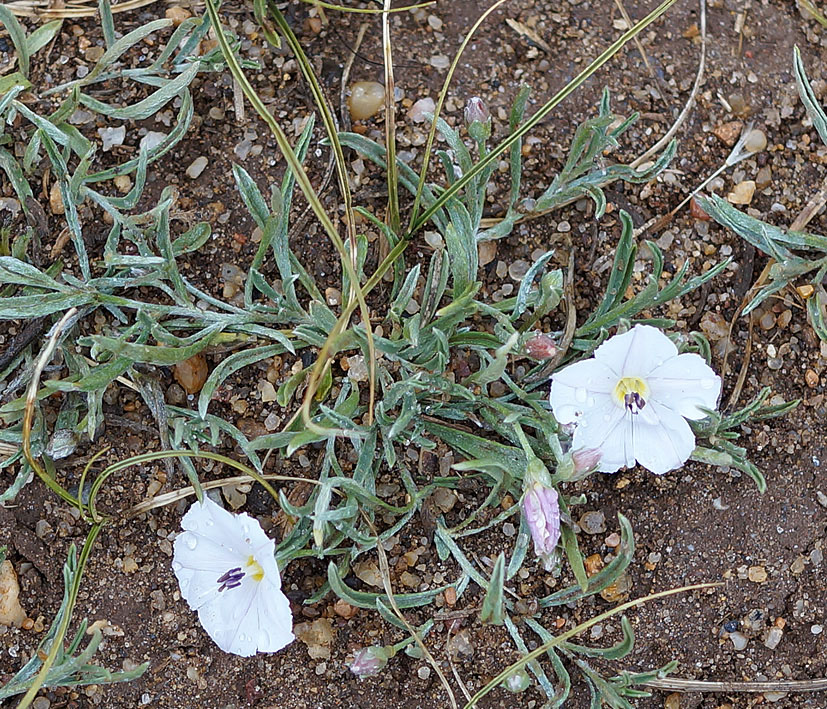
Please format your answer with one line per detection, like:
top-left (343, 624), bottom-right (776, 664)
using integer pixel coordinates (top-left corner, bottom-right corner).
top-left (464, 97), bottom-right (490, 125)
top-left (348, 646), bottom-right (393, 678)
top-left (572, 448), bottom-right (602, 475)
top-left (525, 333), bottom-right (557, 360)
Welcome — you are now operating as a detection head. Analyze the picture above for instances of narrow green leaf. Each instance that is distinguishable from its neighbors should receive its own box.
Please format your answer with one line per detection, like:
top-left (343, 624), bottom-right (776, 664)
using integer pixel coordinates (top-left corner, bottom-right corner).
top-left (479, 552), bottom-right (506, 625)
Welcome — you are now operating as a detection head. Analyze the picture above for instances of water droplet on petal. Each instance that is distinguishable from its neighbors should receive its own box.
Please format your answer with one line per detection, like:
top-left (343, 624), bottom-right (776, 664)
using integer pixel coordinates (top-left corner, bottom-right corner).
top-left (575, 387), bottom-right (587, 403)
top-left (603, 414), bottom-right (612, 422)
top-left (205, 518), bottom-right (214, 527)
top-left (700, 378), bottom-right (716, 390)
top-left (183, 533), bottom-right (197, 550)
top-left (172, 561), bottom-right (183, 572)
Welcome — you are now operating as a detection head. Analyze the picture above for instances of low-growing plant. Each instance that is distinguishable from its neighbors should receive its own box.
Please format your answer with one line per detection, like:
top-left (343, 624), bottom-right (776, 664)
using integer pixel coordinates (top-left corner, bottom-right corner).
top-left (0, 0), bottom-right (796, 706)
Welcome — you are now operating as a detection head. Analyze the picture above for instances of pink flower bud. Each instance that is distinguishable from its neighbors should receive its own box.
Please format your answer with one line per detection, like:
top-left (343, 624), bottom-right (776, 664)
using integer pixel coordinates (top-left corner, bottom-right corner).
top-left (525, 333), bottom-right (557, 360)
top-left (348, 646), bottom-right (391, 678)
top-left (572, 448), bottom-right (602, 475)
top-left (521, 482), bottom-right (561, 571)
top-left (464, 96), bottom-right (490, 126)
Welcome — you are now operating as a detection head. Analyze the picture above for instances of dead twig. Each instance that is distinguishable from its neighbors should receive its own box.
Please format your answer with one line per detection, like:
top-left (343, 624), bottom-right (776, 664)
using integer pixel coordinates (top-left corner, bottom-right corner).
top-left (643, 677), bottom-right (827, 693)
top-left (630, 0), bottom-right (706, 168)
top-left (3, 0), bottom-right (159, 18)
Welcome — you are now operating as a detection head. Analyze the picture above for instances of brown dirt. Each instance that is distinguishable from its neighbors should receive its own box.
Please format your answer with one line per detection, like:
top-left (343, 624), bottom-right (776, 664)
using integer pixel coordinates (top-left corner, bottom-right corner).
top-left (2, 0), bottom-right (827, 708)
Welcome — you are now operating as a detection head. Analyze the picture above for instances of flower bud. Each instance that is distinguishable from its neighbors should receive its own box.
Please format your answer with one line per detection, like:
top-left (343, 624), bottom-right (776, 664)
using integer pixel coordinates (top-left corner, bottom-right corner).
top-left (524, 333), bottom-right (557, 360)
top-left (502, 668), bottom-right (531, 693)
top-left (521, 481), bottom-right (561, 571)
top-left (464, 97), bottom-right (490, 125)
top-left (464, 96), bottom-right (491, 143)
top-left (348, 646), bottom-right (393, 678)
top-left (572, 448), bottom-right (602, 475)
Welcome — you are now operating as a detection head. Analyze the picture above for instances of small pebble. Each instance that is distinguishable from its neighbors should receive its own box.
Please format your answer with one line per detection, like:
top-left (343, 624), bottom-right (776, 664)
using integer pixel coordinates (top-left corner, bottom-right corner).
top-left (508, 260), bottom-right (530, 280)
top-left (186, 156), bottom-right (208, 179)
top-left (429, 54), bottom-right (450, 70)
top-left (748, 566), bottom-right (768, 583)
top-left (759, 311), bottom-right (776, 330)
top-left (744, 128), bottom-right (767, 153)
top-left (423, 231), bottom-right (443, 249)
top-left (98, 125), bottom-right (126, 151)
top-left (755, 165), bottom-right (772, 189)
top-left (604, 532), bottom-right (621, 548)
top-left (578, 510), bottom-right (606, 535)
top-left (729, 631), bottom-right (749, 650)
top-left (805, 369), bottom-right (819, 388)
top-left (408, 97), bottom-right (435, 123)
top-left (348, 81), bottom-right (385, 120)
top-left (113, 174), bottom-right (132, 194)
top-left (664, 694), bottom-right (681, 709)
top-left (32, 699), bottom-right (50, 709)
top-left (418, 666), bottom-right (431, 679)
top-left (764, 626), bottom-right (783, 649)
top-left (728, 93), bottom-right (749, 116)
top-left (712, 120), bottom-right (743, 146)
top-left (478, 240), bottom-right (497, 266)
top-left (174, 354), bottom-right (208, 394)
top-left (346, 355), bottom-right (369, 382)
top-left (325, 287), bottom-right (341, 306)
top-left (258, 380), bottom-right (277, 403)
top-left (727, 180), bottom-right (756, 205)
top-left (49, 182), bottom-right (65, 215)
top-left (140, 131), bottom-right (167, 152)
top-left (165, 6), bottom-right (192, 25)
top-left (812, 624), bottom-right (824, 635)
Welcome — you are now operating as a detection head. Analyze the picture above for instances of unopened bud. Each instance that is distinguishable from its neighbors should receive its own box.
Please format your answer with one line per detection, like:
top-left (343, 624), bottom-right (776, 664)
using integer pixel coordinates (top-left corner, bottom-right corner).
top-left (464, 97), bottom-right (491, 143)
top-left (525, 333), bottom-right (557, 360)
top-left (348, 646), bottom-right (393, 678)
top-left (572, 448), bottom-right (602, 475)
top-left (502, 668), bottom-right (532, 693)
top-left (464, 96), bottom-right (490, 125)
top-left (521, 481), bottom-right (560, 571)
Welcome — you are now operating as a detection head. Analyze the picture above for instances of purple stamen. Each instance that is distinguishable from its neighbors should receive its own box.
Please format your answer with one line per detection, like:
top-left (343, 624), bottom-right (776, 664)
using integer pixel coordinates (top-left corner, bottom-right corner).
top-left (624, 392), bottom-right (646, 414)
top-left (217, 566), bottom-right (245, 592)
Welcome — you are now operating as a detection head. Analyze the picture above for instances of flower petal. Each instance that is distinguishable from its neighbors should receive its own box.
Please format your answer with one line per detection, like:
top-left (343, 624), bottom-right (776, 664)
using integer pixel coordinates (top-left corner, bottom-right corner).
top-left (551, 358), bottom-right (617, 395)
top-left (631, 401), bottom-right (696, 474)
top-left (647, 353), bottom-right (721, 420)
top-left (593, 324), bottom-right (678, 378)
top-left (571, 403), bottom-right (635, 474)
top-left (550, 374), bottom-right (618, 426)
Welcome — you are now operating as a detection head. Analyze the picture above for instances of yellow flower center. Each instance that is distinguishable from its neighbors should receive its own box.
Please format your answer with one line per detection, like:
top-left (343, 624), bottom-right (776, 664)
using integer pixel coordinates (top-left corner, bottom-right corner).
top-left (245, 555), bottom-right (265, 582)
top-left (613, 376), bottom-right (649, 413)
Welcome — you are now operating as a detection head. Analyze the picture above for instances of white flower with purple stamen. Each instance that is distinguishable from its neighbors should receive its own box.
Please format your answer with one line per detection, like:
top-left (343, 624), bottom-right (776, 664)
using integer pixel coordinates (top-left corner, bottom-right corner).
top-left (172, 496), bottom-right (294, 657)
top-left (550, 325), bottom-right (721, 475)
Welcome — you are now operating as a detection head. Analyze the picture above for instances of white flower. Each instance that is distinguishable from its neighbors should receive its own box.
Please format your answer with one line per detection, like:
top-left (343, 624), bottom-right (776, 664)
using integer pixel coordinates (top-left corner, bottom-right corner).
top-left (172, 496), bottom-right (294, 657)
top-left (549, 325), bottom-right (721, 475)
